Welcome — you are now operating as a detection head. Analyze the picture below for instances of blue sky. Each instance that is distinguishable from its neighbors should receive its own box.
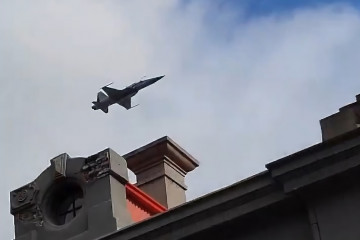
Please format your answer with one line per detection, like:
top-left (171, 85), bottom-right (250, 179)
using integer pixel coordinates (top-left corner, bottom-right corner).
top-left (217, 0), bottom-right (360, 17)
top-left (1, 0), bottom-right (360, 239)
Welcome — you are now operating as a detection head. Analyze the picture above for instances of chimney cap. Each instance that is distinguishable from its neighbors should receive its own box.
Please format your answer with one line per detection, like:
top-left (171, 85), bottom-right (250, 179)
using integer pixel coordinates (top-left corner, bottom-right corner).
top-left (320, 93), bottom-right (360, 141)
top-left (123, 136), bottom-right (199, 174)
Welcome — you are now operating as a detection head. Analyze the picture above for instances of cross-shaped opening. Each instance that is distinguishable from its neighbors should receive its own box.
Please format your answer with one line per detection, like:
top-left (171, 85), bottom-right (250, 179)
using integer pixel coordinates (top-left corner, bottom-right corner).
top-left (58, 196), bottom-right (83, 223)
top-left (45, 180), bottom-right (84, 225)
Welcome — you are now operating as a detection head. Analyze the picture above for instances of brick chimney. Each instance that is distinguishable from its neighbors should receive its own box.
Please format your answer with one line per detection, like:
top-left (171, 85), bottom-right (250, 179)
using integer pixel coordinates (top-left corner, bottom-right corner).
top-left (320, 94), bottom-right (360, 141)
top-left (123, 136), bottom-right (199, 209)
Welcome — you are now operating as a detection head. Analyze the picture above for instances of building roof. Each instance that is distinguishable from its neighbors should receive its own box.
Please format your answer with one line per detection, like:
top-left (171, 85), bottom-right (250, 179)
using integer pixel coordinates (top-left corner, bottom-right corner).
top-left (98, 127), bottom-right (360, 240)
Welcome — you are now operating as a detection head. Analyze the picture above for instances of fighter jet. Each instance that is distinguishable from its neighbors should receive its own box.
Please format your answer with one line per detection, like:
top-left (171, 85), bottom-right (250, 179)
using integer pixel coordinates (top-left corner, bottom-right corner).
top-left (92, 75), bottom-right (165, 113)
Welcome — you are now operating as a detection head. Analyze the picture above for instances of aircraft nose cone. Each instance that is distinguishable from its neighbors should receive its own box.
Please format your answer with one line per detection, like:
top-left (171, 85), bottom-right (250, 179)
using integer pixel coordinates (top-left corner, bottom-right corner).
top-left (154, 75), bottom-right (165, 81)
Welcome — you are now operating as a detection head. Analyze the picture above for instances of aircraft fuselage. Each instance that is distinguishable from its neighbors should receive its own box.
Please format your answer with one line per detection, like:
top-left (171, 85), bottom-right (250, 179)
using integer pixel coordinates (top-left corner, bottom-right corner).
top-left (92, 75), bottom-right (164, 112)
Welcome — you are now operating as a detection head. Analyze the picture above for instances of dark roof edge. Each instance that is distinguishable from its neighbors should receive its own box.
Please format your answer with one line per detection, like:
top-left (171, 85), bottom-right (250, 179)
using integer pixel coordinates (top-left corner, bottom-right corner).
top-left (98, 171), bottom-right (283, 240)
top-left (266, 127), bottom-right (360, 169)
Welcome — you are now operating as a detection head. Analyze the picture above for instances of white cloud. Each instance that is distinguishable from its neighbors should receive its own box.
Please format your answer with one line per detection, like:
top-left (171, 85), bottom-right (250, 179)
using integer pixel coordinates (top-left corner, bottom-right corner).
top-left (1, 1), bottom-right (360, 239)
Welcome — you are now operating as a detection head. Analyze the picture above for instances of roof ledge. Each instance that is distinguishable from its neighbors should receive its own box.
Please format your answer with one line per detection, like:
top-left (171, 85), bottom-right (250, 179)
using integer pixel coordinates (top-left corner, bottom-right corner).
top-left (266, 128), bottom-right (360, 193)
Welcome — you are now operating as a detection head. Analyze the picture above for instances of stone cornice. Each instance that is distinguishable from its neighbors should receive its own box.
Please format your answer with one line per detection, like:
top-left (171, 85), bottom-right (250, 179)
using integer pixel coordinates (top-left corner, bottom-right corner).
top-left (123, 136), bottom-right (199, 174)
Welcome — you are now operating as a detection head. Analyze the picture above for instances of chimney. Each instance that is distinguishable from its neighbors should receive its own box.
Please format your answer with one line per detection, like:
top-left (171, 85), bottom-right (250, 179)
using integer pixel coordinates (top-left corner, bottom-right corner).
top-left (123, 136), bottom-right (199, 209)
top-left (320, 94), bottom-right (360, 141)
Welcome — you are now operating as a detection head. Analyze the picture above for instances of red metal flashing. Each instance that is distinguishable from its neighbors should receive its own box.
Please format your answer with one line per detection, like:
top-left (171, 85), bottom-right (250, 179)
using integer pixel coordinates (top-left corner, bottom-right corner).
top-left (125, 183), bottom-right (167, 216)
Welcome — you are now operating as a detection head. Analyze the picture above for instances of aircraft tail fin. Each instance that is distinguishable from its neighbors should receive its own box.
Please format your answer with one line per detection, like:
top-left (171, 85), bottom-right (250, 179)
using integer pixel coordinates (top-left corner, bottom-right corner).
top-left (97, 91), bottom-right (107, 102)
top-left (92, 92), bottom-right (109, 113)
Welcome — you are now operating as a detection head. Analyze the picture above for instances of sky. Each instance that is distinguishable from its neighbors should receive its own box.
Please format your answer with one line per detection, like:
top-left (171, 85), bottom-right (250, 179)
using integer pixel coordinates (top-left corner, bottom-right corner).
top-left (1, 0), bottom-right (360, 239)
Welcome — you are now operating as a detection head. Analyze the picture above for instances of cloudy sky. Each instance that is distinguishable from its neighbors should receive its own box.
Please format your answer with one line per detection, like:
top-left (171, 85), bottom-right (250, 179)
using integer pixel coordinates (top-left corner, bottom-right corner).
top-left (1, 0), bottom-right (360, 238)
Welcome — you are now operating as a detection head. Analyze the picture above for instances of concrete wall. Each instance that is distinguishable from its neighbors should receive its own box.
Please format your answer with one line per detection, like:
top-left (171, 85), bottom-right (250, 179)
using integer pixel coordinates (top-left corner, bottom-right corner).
top-left (305, 170), bottom-right (360, 240)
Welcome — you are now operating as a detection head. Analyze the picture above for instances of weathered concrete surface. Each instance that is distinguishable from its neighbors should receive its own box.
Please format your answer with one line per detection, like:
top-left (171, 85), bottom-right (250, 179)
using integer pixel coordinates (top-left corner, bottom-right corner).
top-left (10, 148), bottom-right (132, 240)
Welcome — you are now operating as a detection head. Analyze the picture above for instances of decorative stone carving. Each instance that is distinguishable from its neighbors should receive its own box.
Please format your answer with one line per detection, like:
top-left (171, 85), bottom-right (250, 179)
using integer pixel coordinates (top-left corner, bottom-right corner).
top-left (11, 149), bottom-right (132, 240)
top-left (16, 205), bottom-right (43, 226)
top-left (81, 151), bottom-right (110, 182)
top-left (11, 183), bottom-right (39, 214)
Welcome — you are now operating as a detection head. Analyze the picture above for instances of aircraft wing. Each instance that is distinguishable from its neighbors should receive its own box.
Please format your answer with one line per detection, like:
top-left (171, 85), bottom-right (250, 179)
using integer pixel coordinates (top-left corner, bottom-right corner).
top-left (117, 96), bottom-right (132, 110)
top-left (102, 86), bottom-right (123, 99)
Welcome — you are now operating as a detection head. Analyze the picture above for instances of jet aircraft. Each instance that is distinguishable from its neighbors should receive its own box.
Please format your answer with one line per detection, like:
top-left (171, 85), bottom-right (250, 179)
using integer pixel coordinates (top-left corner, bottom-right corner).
top-left (92, 75), bottom-right (165, 113)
